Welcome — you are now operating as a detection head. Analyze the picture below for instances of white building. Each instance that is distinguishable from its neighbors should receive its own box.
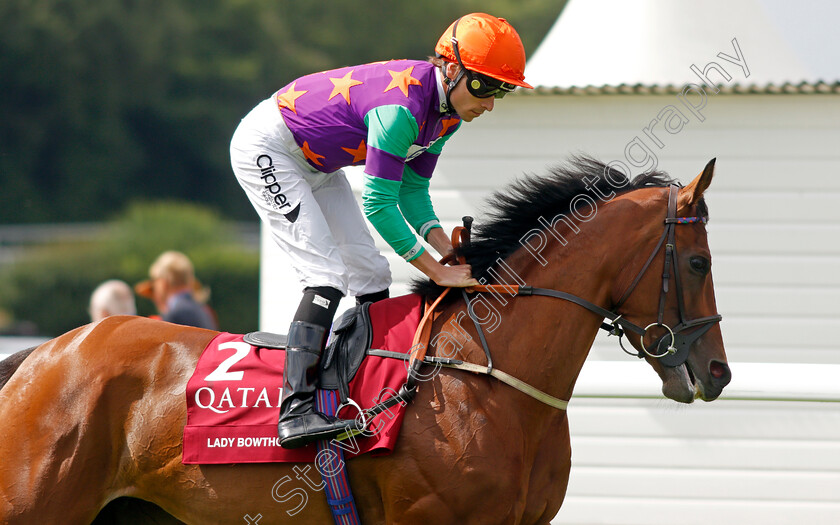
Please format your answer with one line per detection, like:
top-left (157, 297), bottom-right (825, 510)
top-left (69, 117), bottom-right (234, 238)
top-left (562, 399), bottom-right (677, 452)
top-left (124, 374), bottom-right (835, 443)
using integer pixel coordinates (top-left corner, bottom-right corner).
top-left (261, 1), bottom-right (840, 522)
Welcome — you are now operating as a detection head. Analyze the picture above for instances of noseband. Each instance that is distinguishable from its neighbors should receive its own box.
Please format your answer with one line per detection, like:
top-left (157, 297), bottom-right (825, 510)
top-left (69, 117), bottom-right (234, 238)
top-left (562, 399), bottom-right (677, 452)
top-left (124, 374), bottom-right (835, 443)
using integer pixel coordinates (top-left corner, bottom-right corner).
top-left (462, 184), bottom-right (722, 368)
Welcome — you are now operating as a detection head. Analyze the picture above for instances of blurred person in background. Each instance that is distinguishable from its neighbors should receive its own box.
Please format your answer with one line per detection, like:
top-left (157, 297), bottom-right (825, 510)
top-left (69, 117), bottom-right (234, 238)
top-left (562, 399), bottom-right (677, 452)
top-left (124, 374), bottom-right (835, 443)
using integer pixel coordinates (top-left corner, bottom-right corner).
top-left (134, 251), bottom-right (219, 330)
top-left (89, 279), bottom-right (137, 322)
top-left (230, 13), bottom-right (533, 448)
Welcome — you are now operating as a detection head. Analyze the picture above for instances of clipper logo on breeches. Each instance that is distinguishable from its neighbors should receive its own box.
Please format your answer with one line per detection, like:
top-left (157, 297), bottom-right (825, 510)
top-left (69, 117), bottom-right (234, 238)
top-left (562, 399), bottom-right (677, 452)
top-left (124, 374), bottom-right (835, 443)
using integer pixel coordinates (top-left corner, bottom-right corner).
top-left (257, 154), bottom-right (301, 222)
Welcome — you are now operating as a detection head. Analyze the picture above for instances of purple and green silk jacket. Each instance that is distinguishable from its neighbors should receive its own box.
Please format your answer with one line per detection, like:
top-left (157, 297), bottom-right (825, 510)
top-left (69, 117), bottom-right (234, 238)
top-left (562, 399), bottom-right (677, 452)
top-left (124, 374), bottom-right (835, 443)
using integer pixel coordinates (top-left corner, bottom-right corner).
top-left (275, 59), bottom-right (462, 260)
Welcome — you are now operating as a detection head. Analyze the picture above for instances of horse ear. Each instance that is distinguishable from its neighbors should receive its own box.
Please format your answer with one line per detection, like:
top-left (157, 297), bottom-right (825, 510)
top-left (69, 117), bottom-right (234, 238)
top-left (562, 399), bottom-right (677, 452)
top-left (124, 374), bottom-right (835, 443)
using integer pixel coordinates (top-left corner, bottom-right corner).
top-left (679, 158), bottom-right (716, 208)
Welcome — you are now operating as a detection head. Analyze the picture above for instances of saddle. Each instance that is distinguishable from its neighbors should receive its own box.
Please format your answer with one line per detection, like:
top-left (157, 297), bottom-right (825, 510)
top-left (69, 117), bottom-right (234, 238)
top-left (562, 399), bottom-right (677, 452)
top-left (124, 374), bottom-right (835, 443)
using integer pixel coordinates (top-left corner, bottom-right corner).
top-left (242, 219), bottom-right (474, 409)
top-left (243, 302), bottom-right (373, 405)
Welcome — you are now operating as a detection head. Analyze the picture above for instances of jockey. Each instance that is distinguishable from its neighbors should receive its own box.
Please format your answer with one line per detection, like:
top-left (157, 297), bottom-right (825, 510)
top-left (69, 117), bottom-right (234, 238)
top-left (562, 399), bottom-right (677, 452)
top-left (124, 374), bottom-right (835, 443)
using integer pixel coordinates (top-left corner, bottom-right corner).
top-left (229, 13), bottom-right (533, 449)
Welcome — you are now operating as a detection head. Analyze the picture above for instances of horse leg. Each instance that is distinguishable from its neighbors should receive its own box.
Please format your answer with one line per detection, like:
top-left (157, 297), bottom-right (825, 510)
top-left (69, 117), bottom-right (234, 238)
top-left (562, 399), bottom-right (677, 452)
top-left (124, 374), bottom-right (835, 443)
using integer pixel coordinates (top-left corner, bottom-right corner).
top-left (522, 414), bottom-right (572, 524)
top-left (350, 439), bottom-right (535, 524)
top-left (342, 375), bottom-right (549, 524)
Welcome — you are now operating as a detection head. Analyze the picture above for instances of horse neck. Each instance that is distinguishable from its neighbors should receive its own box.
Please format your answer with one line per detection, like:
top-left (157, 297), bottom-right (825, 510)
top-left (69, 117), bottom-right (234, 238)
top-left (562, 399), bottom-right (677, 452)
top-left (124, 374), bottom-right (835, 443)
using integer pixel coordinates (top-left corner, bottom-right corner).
top-left (455, 193), bottom-right (660, 406)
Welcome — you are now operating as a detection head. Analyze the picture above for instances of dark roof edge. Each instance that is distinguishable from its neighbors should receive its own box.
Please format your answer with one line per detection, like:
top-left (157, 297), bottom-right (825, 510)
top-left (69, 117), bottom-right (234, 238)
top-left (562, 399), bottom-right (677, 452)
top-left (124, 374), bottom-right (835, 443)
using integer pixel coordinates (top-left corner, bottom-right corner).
top-left (515, 81), bottom-right (840, 96)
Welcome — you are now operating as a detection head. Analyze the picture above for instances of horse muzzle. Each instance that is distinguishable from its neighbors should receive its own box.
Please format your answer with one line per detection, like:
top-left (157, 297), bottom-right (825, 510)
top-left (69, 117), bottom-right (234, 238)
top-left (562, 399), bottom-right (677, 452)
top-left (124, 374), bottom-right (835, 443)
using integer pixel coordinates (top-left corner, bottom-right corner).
top-left (660, 351), bottom-right (731, 403)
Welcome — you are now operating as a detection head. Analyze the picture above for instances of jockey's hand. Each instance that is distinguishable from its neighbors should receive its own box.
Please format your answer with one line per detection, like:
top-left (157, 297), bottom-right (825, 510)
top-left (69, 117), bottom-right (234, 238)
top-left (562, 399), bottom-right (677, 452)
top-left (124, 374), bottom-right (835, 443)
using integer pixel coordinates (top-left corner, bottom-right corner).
top-left (410, 251), bottom-right (479, 288)
top-left (432, 263), bottom-right (479, 288)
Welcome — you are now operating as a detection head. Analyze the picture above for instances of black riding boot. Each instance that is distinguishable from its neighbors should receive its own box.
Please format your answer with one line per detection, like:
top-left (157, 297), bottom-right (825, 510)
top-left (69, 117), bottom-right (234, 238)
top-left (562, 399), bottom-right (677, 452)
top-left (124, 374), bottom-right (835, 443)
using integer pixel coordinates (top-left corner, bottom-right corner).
top-left (277, 320), bottom-right (353, 449)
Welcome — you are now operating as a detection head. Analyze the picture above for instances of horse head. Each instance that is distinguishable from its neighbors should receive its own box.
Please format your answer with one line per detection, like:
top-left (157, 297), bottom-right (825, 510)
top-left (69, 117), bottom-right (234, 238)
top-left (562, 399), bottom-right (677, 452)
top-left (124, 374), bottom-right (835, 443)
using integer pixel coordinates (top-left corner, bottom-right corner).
top-left (611, 159), bottom-right (730, 403)
top-left (418, 156), bottom-right (731, 407)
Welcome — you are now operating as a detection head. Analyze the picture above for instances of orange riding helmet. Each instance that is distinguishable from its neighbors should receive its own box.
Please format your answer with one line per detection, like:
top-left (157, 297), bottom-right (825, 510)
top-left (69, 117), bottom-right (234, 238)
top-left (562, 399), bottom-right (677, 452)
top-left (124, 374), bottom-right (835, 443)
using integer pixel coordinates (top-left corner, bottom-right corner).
top-left (435, 13), bottom-right (533, 93)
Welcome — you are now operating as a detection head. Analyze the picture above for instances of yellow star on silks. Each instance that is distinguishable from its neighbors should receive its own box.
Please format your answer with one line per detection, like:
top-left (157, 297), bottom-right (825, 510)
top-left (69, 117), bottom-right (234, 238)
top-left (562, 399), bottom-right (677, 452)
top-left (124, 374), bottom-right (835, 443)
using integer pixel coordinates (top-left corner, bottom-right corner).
top-left (328, 70), bottom-right (363, 105)
top-left (341, 140), bottom-right (367, 163)
top-left (438, 117), bottom-right (459, 137)
top-left (276, 82), bottom-right (307, 114)
top-left (300, 141), bottom-right (325, 166)
top-left (384, 66), bottom-right (422, 97)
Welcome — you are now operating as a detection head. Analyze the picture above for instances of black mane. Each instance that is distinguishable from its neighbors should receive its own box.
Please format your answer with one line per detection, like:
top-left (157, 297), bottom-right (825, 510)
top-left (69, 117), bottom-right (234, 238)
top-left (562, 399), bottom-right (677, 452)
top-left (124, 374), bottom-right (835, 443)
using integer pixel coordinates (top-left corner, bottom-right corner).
top-left (412, 156), bottom-right (677, 299)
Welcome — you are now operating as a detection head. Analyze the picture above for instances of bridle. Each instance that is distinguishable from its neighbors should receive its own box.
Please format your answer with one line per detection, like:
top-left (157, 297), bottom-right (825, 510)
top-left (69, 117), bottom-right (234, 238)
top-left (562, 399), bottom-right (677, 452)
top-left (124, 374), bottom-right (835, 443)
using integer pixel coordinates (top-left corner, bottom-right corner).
top-left (457, 184), bottom-right (723, 369)
top-left (601, 183), bottom-right (722, 366)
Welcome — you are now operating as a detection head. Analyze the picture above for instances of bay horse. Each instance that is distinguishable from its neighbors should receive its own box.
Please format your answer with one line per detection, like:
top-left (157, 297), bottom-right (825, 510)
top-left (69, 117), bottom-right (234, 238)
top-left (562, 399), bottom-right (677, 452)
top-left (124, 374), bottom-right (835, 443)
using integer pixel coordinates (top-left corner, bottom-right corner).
top-left (0, 157), bottom-right (730, 524)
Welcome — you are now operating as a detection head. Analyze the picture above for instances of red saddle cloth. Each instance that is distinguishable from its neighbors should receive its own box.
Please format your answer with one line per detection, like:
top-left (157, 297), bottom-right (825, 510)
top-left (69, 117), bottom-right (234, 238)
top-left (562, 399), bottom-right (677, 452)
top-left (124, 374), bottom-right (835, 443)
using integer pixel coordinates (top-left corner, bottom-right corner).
top-left (182, 293), bottom-right (423, 464)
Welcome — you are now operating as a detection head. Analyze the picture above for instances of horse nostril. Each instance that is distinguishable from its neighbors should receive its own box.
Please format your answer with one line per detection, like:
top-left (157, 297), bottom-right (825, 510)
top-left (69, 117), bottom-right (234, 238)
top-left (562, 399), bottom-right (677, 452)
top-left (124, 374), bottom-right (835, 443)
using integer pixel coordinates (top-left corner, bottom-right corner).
top-left (709, 360), bottom-right (731, 386)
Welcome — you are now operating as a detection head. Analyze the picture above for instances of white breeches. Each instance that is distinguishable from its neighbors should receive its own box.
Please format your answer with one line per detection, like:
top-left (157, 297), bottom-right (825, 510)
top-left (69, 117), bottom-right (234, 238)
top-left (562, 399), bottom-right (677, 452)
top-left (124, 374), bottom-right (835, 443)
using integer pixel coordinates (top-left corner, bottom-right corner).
top-left (230, 98), bottom-right (391, 296)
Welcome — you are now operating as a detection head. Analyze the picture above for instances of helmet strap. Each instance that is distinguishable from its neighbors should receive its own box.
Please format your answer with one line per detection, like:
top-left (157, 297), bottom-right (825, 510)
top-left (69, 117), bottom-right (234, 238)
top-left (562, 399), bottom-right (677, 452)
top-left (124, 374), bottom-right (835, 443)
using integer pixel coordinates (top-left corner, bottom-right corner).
top-left (441, 64), bottom-right (463, 114)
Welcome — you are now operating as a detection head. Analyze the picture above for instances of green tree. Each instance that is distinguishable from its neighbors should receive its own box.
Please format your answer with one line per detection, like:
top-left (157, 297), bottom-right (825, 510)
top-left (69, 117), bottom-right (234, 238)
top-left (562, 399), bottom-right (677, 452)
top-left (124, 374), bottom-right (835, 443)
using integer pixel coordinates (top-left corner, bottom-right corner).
top-left (0, 0), bottom-right (566, 224)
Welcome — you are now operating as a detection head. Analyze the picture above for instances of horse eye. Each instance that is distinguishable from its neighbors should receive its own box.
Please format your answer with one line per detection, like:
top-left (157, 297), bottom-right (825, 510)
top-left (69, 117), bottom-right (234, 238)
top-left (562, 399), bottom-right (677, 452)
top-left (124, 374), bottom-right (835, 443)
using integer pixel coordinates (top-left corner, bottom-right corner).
top-left (689, 256), bottom-right (709, 275)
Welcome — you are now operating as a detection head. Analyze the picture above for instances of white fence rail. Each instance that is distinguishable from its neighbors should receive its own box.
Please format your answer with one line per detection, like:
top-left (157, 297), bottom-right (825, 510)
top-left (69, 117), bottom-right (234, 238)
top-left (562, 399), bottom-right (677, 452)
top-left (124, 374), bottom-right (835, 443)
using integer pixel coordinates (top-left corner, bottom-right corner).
top-left (575, 360), bottom-right (840, 403)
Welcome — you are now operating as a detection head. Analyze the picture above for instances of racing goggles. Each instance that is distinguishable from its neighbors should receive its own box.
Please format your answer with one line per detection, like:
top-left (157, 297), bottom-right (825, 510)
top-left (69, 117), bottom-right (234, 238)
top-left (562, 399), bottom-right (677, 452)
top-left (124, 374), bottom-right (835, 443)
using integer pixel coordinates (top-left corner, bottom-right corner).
top-left (463, 71), bottom-right (516, 99)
